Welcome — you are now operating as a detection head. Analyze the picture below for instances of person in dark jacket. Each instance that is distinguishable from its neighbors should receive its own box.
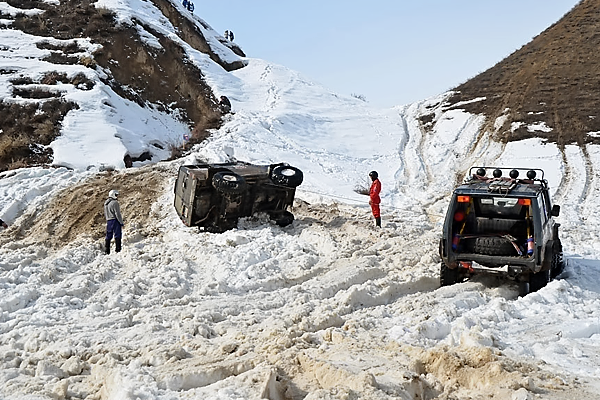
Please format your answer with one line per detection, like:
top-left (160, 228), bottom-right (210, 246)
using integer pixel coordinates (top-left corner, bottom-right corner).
top-left (104, 189), bottom-right (124, 254)
top-left (368, 171), bottom-right (381, 227)
top-left (0, 218), bottom-right (7, 229)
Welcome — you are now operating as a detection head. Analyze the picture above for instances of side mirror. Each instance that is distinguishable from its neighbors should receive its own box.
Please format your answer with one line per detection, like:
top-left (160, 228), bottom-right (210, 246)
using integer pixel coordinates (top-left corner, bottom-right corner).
top-left (551, 204), bottom-right (560, 217)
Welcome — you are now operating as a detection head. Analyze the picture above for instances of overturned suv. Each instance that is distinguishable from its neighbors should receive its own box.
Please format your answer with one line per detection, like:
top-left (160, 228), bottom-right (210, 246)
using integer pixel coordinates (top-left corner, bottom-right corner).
top-left (439, 167), bottom-right (563, 296)
top-left (174, 162), bottom-right (303, 232)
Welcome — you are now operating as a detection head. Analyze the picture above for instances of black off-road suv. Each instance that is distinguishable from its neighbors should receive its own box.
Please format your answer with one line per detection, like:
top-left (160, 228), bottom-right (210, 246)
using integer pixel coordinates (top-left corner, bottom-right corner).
top-left (174, 162), bottom-right (303, 232)
top-left (439, 167), bottom-right (563, 296)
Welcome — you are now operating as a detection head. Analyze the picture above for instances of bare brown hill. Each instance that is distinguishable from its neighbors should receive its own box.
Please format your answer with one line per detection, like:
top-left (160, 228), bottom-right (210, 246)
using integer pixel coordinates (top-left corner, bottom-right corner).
top-left (0, 0), bottom-right (242, 171)
top-left (445, 0), bottom-right (600, 146)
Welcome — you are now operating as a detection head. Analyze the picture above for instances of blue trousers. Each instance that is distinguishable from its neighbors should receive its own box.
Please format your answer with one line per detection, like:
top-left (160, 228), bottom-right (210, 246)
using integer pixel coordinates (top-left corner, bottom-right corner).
top-left (105, 219), bottom-right (122, 240)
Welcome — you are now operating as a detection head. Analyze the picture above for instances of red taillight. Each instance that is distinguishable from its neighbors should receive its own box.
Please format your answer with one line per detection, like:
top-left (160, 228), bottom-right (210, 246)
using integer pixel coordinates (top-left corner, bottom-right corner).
top-left (457, 195), bottom-right (470, 203)
top-left (459, 261), bottom-right (473, 271)
top-left (518, 198), bottom-right (531, 206)
top-left (454, 211), bottom-right (465, 222)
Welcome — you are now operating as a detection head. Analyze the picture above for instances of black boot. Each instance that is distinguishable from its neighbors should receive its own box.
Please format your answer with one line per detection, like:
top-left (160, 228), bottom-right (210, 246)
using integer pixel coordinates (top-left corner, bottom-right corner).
top-left (115, 238), bottom-right (122, 253)
top-left (375, 217), bottom-right (381, 227)
top-left (105, 239), bottom-right (111, 255)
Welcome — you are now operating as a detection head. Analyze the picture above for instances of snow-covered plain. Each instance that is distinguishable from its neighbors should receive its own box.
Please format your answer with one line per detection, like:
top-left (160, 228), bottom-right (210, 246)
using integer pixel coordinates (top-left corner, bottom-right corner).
top-left (1, 0), bottom-right (600, 399)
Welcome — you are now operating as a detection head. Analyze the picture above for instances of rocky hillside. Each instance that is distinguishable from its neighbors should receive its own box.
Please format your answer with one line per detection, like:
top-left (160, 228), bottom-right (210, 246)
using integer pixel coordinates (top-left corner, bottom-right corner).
top-left (445, 0), bottom-right (600, 146)
top-left (0, 0), bottom-right (244, 171)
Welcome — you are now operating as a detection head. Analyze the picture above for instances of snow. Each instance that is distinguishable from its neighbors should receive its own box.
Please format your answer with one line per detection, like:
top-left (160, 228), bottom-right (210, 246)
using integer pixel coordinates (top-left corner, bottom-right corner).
top-left (1, 0), bottom-right (600, 399)
top-left (527, 121), bottom-right (553, 133)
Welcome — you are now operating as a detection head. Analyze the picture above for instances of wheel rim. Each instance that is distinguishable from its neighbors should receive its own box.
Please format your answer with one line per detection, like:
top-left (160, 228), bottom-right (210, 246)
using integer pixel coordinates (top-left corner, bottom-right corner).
top-left (222, 174), bottom-right (239, 182)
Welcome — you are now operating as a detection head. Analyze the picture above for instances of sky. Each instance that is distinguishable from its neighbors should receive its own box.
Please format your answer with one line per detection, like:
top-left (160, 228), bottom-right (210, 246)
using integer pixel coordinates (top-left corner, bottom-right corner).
top-left (1, 1), bottom-right (600, 398)
top-left (197, 0), bottom-right (580, 107)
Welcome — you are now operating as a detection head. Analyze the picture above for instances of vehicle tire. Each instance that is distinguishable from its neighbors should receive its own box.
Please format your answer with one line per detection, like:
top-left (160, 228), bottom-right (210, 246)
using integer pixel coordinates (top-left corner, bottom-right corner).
top-left (440, 263), bottom-right (458, 287)
top-left (529, 269), bottom-right (550, 292)
top-left (212, 171), bottom-right (247, 194)
top-left (550, 240), bottom-right (564, 280)
top-left (518, 280), bottom-right (530, 297)
top-left (270, 210), bottom-right (294, 227)
top-left (472, 236), bottom-right (519, 256)
top-left (271, 165), bottom-right (303, 187)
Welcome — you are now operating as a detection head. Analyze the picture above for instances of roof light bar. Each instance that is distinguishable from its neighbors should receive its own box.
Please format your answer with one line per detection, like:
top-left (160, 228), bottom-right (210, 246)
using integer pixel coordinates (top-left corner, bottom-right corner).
top-left (469, 167), bottom-right (545, 181)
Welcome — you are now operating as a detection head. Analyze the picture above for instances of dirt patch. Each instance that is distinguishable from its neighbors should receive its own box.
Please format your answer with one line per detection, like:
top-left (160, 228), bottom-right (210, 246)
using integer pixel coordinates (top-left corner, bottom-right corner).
top-left (404, 345), bottom-right (588, 399)
top-left (8, 165), bottom-right (172, 248)
top-left (446, 0), bottom-right (600, 146)
top-left (0, 99), bottom-right (78, 171)
top-left (92, 24), bottom-right (223, 132)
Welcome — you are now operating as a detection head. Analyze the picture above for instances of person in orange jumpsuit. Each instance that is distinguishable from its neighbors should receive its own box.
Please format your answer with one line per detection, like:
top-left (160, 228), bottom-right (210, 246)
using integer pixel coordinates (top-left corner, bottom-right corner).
top-left (368, 171), bottom-right (381, 227)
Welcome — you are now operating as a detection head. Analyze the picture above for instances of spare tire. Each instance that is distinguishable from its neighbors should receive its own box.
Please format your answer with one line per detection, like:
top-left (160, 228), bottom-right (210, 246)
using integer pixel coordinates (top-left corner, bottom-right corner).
top-left (212, 171), bottom-right (247, 194)
top-left (472, 236), bottom-right (519, 256)
top-left (271, 165), bottom-right (303, 187)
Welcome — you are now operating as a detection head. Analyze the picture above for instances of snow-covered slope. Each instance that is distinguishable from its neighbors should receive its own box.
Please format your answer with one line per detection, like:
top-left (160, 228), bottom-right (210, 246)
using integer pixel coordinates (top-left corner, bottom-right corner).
top-left (0, 0), bottom-right (242, 170)
top-left (1, 1), bottom-right (600, 399)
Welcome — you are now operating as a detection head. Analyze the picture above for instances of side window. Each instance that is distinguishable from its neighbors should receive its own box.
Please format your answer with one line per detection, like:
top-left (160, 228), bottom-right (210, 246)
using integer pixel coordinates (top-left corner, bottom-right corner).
top-left (538, 193), bottom-right (548, 224)
top-left (544, 191), bottom-right (553, 219)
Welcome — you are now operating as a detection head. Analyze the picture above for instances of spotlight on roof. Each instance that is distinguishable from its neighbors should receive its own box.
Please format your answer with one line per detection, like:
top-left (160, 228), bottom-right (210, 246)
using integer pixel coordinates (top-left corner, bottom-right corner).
top-left (509, 169), bottom-right (519, 179)
top-left (527, 170), bottom-right (537, 180)
top-left (493, 169), bottom-right (502, 178)
top-left (476, 168), bottom-right (486, 177)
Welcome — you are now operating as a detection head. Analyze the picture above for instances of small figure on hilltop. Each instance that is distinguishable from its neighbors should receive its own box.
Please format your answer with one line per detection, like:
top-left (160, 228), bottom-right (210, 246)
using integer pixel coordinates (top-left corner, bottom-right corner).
top-left (368, 171), bottom-right (381, 227)
top-left (219, 95), bottom-right (232, 113)
top-left (104, 189), bottom-right (124, 254)
top-left (0, 218), bottom-right (7, 229)
top-left (182, 0), bottom-right (189, 8)
top-left (187, 1), bottom-right (194, 12)
top-left (228, 30), bottom-right (234, 41)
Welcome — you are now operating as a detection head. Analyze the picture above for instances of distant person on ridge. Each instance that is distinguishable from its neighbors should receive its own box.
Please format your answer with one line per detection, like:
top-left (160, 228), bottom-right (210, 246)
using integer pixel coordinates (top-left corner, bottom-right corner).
top-left (369, 171), bottom-right (381, 227)
top-left (224, 30), bottom-right (230, 40)
top-left (0, 218), bottom-right (7, 229)
top-left (229, 31), bottom-right (234, 41)
top-left (187, 1), bottom-right (194, 12)
top-left (104, 189), bottom-right (124, 254)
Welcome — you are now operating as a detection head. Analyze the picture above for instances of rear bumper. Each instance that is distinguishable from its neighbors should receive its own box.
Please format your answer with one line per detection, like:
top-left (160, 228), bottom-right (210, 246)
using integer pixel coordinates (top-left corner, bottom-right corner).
top-left (456, 252), bottom-right (535, 268)
top-left (442, 253), bottom-right (539, 277)
top-left (455, 260), bottom-right (533, 279)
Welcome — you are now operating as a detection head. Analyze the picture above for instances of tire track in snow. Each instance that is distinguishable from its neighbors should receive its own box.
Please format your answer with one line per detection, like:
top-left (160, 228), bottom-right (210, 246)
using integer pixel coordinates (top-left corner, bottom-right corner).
top-left (398, 101), bottom-right (428, 197)
top-left (553, 145), bottom-right (591, 227)
top-left (578, 145), bottom-right (596, 218)
top-left (552, 147), bottom-right (571, 205)
top-left (394, 110), bottom-right (410, 186)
